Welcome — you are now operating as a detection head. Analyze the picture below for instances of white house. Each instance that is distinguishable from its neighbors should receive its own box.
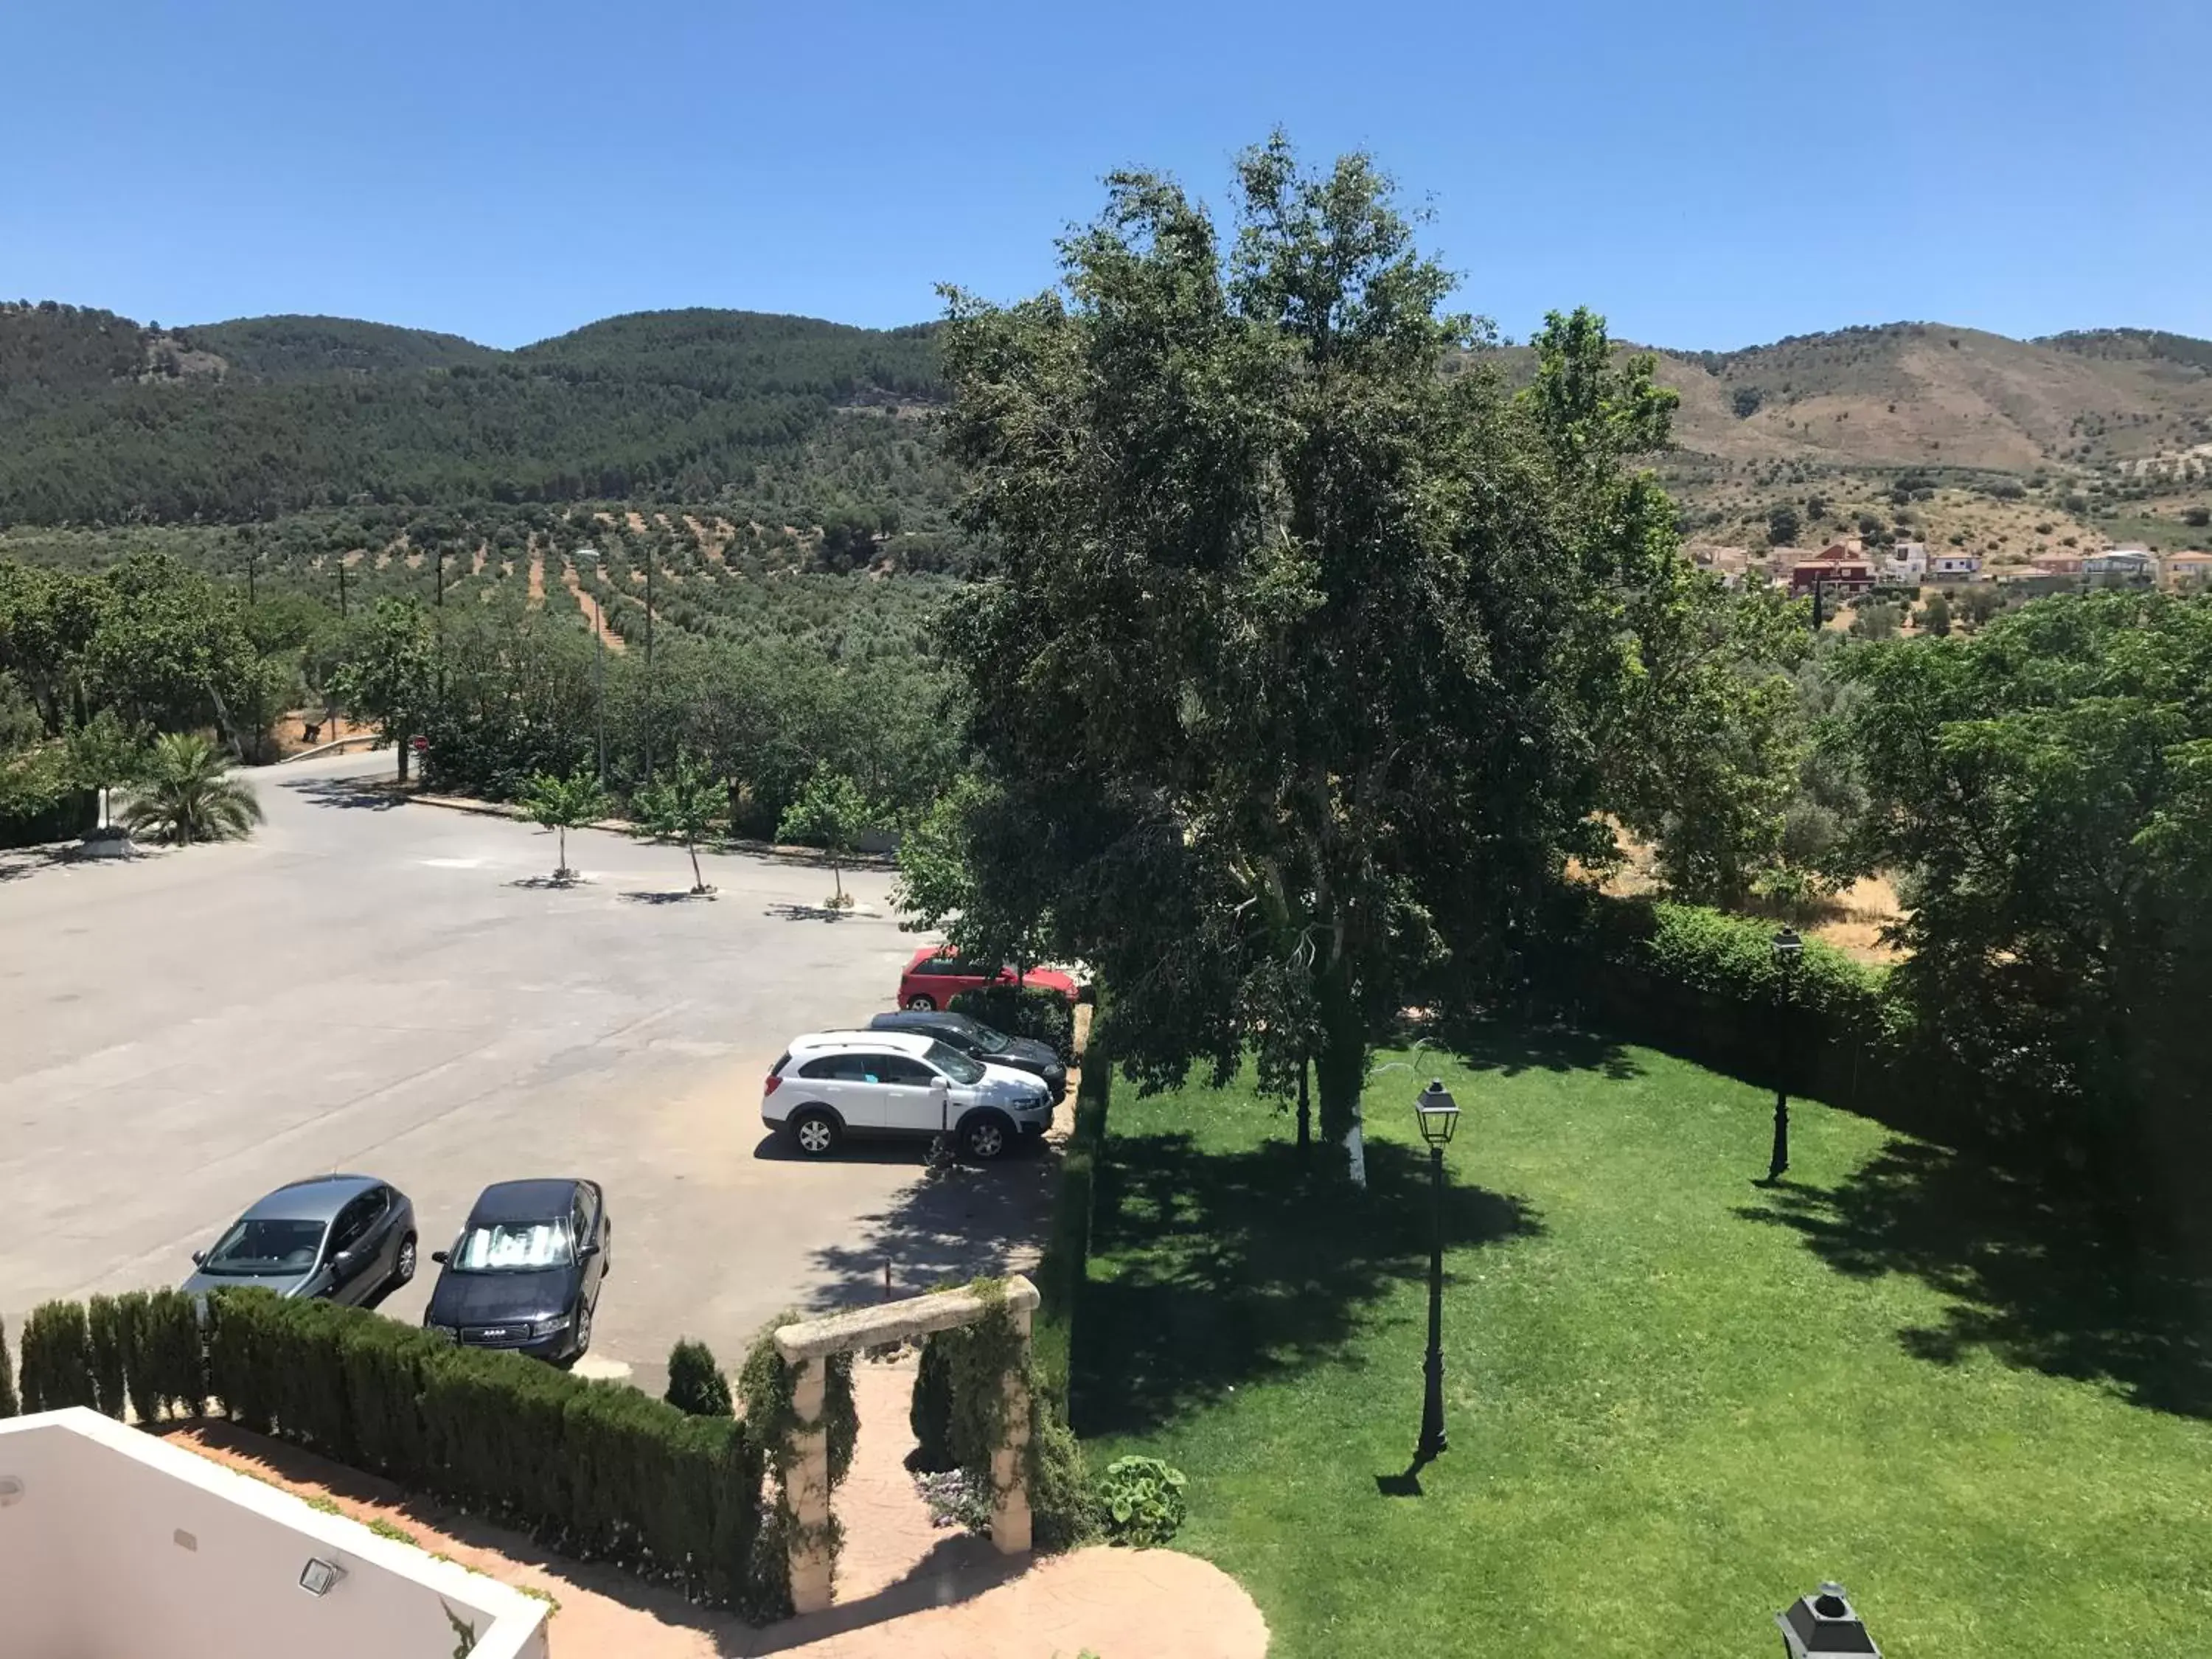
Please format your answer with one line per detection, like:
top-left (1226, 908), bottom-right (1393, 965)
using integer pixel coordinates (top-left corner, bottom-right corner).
top-left (1929, 551), bottom-right (1981, 580)
top-left (2084, 549), bottom-right (2154, 580)
top-left (0, 1408), bottom-right (549, 1659)
top-left (1882, 541), bottom-right (1928, 580)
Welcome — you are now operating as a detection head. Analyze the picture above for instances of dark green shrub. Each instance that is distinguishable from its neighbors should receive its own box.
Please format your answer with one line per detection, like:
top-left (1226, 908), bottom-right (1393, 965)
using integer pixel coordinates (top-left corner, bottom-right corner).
top-left (136, 1288), bottom-right (206, 1418)
top-left (1096, 1453), bottom-right (1187, 1547)
top-left (908, 1335), bottom-right (957, 1472)
top-left (85, 1294), bottom-right (128, 1419)
top-left (114, 1291), bottom-right (159, 1423)
top-left (19, 1301), bottom-right (96, 1412)
top-left (950, 982), bottom-right (1076, 1062)
top-left (665, 1339), bottom-right (733, 1417)
top-left (1029, 1399), bottom-right (1101, 1552)
top-left (1034, 996), bottom-right (1110, 1406)
top-left (0, 1311), bottom-right (17, 1417)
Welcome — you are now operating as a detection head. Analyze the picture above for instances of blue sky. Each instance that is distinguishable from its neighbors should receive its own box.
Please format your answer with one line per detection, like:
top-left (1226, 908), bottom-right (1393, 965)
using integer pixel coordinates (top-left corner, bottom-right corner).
top-left (4, 1), bottom-right (2206, 350)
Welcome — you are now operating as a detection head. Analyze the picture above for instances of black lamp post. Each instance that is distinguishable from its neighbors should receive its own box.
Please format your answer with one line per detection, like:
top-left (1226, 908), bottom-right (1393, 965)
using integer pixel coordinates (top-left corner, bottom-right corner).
top-left (1769, 928), bottom-right (1803, 1182)
top-left (1413, 1079), bottom-right (1461, 1464)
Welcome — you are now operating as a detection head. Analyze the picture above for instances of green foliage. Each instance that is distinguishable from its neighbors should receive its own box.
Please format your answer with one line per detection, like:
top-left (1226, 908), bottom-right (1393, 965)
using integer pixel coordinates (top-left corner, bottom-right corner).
top-left (1095, 1454), bottom-right (1189, 1547)
top-left (1919, 591), bottom-right (1952, 636)
top-left (18, 1300), bottom-right (97, 1412)
top-left (737, 1321), bottom-right (858, 1615)
top-left (908, 1334), bottom-right (958, 1472)
top-left (1766, 503), bottom-right (1801, 546)
top-left (948, 983), bottom-right (1076, 1063)
top-left (633, 751), bottom-right (725, 891)
top-left (85, 1294), bottom-right (128, 1419)
top-left (329, 597), bottom-right (436, 759)
top-left (665, 1339), bottom-right (734, 1418)
top-left (0, 1311), bottom-right (17, 1417)
top-left (515, 765), bottom-right (608, 877)
top-left (893, 770), bottom-right (1058, 972)
top-left (1827, 591), bottom-right (2212, 1231)
top-left (776, 763), bottom-right (877, 902)
top-left (121, 731), bottom-right (263, 844)
top-left (1026, 1398), bottom-right (1102, 1552)
top-left (203, 1289), bottom-right (770, 1610)
top-left (934, 133), bottom-right (1705, 1149)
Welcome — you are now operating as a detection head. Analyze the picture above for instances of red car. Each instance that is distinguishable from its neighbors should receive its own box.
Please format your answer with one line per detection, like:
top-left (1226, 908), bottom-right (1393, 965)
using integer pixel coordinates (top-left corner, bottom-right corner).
top-left (897, 947), bottom-right (1078, 1011)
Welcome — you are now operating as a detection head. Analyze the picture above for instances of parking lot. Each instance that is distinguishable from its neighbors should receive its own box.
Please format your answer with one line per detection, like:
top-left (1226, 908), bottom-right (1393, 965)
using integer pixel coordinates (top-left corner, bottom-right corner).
top-left (0, 750), bottom-right (1057, 1395)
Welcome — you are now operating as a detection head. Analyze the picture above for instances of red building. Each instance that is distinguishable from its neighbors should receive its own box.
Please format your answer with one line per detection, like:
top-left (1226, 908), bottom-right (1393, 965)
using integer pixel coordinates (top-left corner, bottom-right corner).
top-left (1790, 544), bottom-right (1875, 596)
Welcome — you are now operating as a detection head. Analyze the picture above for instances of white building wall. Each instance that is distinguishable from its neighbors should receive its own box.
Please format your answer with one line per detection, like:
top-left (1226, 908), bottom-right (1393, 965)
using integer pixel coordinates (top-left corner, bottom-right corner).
top-left (0, 1411), bottom-right (547, 1659)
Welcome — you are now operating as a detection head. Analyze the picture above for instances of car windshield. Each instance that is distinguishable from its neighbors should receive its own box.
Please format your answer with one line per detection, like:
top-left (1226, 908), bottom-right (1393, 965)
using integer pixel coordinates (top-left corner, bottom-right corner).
top-left (451, 1221), bottom-right (572, 1272)
top-left (955, 1015), bottom-right (1012, 1048)
top-left (925, 1041), bottom-right (984, 1084)
top-left (201, 1217), bottom-right (325, 1276)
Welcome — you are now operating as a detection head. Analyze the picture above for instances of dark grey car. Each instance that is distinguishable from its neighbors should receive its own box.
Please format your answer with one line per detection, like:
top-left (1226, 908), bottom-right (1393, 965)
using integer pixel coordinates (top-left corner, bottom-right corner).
top-left (181, 1175), bottom-right (418, 1306)
top-left (867, 1009), bottom-right (1068, 1101)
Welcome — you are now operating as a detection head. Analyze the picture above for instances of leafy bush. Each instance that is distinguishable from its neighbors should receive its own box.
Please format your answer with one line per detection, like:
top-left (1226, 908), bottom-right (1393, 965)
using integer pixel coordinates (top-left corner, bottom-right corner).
top-left (666, 1339), bottom-right (734, 1418)
top-left (1029, 1399), bottom-right (1102, 1551)
top-left (1034, 997), bottom-right (1111, 1406)
top-left (950, 982), bottom-right (1077, 1063)
top-left (908, 1332), bottom-right (958, 1472)
top-left (18, 1301), bottom-right (96, 1412)
top-left (1095, 1454), bottom-right (1188, 1548)
top-left (0, 1311), bottom-right (17, 1417)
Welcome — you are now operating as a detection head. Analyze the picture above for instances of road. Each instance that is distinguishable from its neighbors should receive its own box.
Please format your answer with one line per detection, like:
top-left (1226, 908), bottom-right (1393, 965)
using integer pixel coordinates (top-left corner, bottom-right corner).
top-left (0, 750), bottom-right (1057, 1394)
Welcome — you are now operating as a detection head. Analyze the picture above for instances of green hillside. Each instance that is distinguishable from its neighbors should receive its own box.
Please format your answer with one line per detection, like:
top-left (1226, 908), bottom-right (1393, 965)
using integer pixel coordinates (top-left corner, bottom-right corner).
top-left (0, 304), bottom-right (950, 525)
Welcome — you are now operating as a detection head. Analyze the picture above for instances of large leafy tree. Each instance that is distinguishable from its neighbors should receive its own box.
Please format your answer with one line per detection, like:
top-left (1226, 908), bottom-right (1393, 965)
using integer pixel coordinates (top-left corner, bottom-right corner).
top-left (1830, 591), bottom-right (2212, 1232)
top-left (633, 749), bottom-right (725, 893)
top-left (330, 598), bottom-right (437, 781)
top-left (515, 766), bottom-right (608, 882)
top-left (932, 136), bottom-right (1692, 1141)
top-left (777, 763), bottom-right (877, 906)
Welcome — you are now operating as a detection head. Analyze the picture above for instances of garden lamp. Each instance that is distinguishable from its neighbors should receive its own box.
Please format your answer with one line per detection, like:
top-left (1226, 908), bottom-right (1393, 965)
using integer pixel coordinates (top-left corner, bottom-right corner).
top-left (1775, 1580), bottom-right (1879, 1658)
top-left (1414, 1079), bottom-right (1461, 1147)
top-left (1412, 1079), bottom-right (1459, 1461)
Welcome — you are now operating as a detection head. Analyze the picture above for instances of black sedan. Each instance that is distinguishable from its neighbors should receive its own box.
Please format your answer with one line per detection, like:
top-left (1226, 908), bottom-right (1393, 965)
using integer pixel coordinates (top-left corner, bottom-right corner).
top-left (182, 1175), bottom-right (417, 1307)
top-left (867, 1009), bottom-right (1067, 1102)
top-left (423, 1178), bottom-right (611, 1364)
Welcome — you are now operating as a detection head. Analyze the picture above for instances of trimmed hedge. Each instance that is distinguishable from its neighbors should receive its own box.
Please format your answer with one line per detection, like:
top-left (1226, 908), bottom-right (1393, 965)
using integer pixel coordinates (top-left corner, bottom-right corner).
top-left (950, 982), bottom-right (1078, 1064)
top-left (204, 1290), bottom-right (771, 1610)
top-left (1033, 995), bottom-right (1111, 1408)
top-left (0, 1312), bottom-right (16, 1417)
top-left (18, 1301), bottom-right (96, 1413)
top-left (1527, 889), bottom-right (1920, 1124)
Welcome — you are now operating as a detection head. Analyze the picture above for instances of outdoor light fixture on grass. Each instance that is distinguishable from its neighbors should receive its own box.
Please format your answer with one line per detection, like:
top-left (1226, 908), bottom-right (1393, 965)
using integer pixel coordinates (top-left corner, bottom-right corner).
top-left (1768, 927), bottom-right (1804, 1182)
top-left (298, 1557), bottom-right (347, 1597)
top-left (1775, 1580), bottom-right (1879, 1657)
top-left (1413, 1079), bottom-right (1460, 1463)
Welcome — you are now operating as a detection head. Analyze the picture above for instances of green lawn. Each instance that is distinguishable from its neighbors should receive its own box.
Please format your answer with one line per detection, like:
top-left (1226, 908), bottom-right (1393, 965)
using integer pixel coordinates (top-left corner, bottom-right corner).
top-left (1074, 1029), bottom-right (2212, 1658)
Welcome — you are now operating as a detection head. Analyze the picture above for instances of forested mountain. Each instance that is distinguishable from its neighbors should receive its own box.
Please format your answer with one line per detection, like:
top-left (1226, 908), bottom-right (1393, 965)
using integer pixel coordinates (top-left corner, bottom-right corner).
top-left (0, 304), bottom-right (949, 525)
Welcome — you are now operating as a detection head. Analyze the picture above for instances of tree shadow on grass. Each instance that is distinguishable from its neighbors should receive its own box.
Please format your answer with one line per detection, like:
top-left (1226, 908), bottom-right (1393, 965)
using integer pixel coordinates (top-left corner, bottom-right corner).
top-left (1074, 1132), bottom-right (1541, 1439)
top-left (1430, 1016), bottom-right (1645, 1081)
top-left (1738, 1138), bottom-right (2212, 1417)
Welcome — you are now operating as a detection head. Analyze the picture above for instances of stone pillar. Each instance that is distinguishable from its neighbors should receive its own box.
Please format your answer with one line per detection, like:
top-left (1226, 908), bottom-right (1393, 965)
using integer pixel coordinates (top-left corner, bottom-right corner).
top-left (990, 1304), bottom-right (1034, 1554)
top-left (786, 1356), bottom-right (836, 1614)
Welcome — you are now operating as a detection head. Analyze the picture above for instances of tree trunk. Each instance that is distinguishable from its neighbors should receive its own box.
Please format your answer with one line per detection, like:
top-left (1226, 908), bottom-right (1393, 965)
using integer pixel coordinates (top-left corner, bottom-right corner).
top-left (1296, 1057), bottom-right (1312, 1154)
top-left (832, 858), bottom-right (844, 902)
top-left (557, 824), bottom-right (567, 876)
top-left (1313, 952), bottom-right (1366, 1148)
top-left (688, 837), bottom-right (704, 891)
top-left (397, 737), bottom-right (410, 783)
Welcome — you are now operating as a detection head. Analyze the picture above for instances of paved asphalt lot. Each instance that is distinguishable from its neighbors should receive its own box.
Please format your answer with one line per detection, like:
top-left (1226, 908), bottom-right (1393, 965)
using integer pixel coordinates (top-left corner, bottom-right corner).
top-left (0, 749), bottom-right (1056, 1394)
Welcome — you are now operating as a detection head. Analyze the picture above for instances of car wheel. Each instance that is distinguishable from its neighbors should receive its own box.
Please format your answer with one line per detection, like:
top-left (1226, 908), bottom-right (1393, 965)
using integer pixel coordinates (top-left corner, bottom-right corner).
top-left (393, 1233), bottom-right (418, 1287)
top-left (790, 1107), bottom-right (841, 1157)
top-left (574, 1298), bottom-right (594, 1358)
top-left (960, 1113), bottom-right (1012, 1162)
top-left (905, 993), bottom-right (936, 1011)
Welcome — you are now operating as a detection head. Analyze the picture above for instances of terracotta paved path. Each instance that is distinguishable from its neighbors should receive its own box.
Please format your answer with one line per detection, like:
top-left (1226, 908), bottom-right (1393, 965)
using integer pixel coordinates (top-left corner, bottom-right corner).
top-left (173, 1357), bottom-right (1266, 1659)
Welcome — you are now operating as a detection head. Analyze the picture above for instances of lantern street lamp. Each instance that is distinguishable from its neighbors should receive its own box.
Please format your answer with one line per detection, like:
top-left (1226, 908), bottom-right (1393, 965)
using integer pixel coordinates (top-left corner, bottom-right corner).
top-left (1413, 1079), bottom-right (1461, 1464)
top-left (573, 549), bottom-right (609, 790)
top-left (1768, 928), bottom-right (1804, 1182)
top-left (1775, 1580), bottom-right (1879, 1658)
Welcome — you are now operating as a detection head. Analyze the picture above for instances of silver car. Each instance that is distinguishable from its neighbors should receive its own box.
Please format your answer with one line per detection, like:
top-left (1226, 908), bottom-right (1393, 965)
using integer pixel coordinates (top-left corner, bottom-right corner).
top-left (181, 1175), bottom-right (418, 1306)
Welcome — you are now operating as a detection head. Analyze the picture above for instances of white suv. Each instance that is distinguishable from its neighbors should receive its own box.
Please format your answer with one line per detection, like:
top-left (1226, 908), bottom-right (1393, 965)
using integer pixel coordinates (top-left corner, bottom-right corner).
top-left (762, 1030), bottom-right (1054, 1161)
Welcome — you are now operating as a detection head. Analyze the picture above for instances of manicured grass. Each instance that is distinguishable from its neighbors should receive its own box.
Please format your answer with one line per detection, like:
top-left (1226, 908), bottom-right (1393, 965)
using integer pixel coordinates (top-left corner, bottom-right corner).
top-left (1075, 1028), bottom-right (2212, 1658)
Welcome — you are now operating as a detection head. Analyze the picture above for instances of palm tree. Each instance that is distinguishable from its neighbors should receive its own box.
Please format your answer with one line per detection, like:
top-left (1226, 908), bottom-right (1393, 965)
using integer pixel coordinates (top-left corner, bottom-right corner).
top-left (122, 733), bottom-right (263, 846)
top-left (515, 766), bottom-right (608, 883)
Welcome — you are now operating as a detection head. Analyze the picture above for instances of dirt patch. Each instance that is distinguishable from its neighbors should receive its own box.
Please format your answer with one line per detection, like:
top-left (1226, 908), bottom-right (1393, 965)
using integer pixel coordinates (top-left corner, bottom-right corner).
top-left (526, 538), bottom-right (545, 605)
top-left (269, 711), bottom-right (378, 757)
top-left (561, 563), bottom-right (628, 651)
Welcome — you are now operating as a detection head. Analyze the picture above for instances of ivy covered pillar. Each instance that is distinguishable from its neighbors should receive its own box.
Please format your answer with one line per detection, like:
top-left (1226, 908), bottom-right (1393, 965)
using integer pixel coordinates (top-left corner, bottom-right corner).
top-left (785, 1355), bottom-right (835, 1615)
top-left (990, 1300), bottom-right (1034, 1554)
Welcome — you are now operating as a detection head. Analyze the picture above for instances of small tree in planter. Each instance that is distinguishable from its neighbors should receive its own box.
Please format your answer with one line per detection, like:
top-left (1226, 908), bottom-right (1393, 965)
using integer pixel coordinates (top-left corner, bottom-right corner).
top-left (516, 766), bottom-right (608, 883)
top-left (633, 751), bottom-right (724, 895)
top-left (776, 765), bottom-right (878, 909)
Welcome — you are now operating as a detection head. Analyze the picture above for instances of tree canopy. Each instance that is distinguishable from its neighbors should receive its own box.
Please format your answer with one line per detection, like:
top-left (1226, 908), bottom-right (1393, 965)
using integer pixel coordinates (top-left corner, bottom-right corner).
top-left (931, 135), bottom-right (1744, 1140)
